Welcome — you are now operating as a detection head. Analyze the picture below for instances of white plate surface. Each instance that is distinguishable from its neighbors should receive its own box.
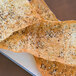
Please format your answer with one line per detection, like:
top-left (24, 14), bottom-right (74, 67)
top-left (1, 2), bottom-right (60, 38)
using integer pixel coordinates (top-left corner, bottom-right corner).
top-left (0, 49), bottom-right (41, 76)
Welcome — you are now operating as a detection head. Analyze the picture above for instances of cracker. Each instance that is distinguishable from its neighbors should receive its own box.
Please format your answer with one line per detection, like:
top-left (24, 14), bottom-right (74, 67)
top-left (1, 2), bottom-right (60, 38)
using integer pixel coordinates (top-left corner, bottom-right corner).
top-left (35, 57), bottom-right (76, 76)
top-left (0, 0), bottom-right (40, 42)
top-left (0, 20), bottom-right (76, 65)
top-left (30, 0), bottom-right (58, 21)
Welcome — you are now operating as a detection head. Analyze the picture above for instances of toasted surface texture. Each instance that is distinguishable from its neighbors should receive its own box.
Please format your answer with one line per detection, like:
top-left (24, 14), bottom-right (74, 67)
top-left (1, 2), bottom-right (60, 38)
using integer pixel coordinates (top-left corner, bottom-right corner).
top-left (0, 0), bottom-right (40, 42)
top-left (30, 0), bottom-right (58, 21)
top-left (35, 57), bottom-right (76, 76)
top-left (0, 20), bottom-right (76, 65)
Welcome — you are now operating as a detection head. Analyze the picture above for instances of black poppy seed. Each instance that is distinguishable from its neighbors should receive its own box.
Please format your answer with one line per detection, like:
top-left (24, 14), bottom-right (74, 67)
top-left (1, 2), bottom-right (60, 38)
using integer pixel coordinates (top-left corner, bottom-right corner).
top-left (18, 16), bottom-right (21, 19)
top-left (0, 35), bottom-right (2, 38)
top-left (40, 64), bottom-right (46, 70)
top-left (68, 33), bottom-right (71, 35)
top-left (36, 46), bottom-right (38, 49)
top-left (58, 40), bottom-right (60, 42)
top-left (53, 69), bottom-right (57, 72)
top-left (22, 30), bottom-right (25, 34)
top-left (58, 55), bottom-right (60, 57)
top-left (38, 55), bottom-right (40, 57)
top-left (46, 50), bottom-right (48, 51)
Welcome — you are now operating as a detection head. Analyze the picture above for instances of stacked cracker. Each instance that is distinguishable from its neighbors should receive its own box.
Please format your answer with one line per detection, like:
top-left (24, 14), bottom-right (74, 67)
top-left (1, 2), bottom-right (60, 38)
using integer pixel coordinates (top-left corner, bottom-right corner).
top-left (0, 0), bottom-right (76, 76)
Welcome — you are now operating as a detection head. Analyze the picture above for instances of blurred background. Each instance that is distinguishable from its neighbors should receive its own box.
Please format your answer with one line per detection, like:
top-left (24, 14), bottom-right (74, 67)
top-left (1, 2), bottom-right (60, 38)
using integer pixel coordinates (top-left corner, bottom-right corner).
top-left (45, 0), bottom-right (76, 20)
top-left (0, 0), bottom-right (76, 76)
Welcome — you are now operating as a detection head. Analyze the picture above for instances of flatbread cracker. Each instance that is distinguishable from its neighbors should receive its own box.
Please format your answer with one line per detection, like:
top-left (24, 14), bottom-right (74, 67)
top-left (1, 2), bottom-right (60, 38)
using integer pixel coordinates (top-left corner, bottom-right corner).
top-left (30, 0), bottom-right (58, 21)
top-left (0, 0), bottom-right (40, 42)
top-left (35, 57), bottom-right (76, 76)
top-left (0, 0), bottom-right (58, 42)
top-left (0, 20), bottom-right (76, 65)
